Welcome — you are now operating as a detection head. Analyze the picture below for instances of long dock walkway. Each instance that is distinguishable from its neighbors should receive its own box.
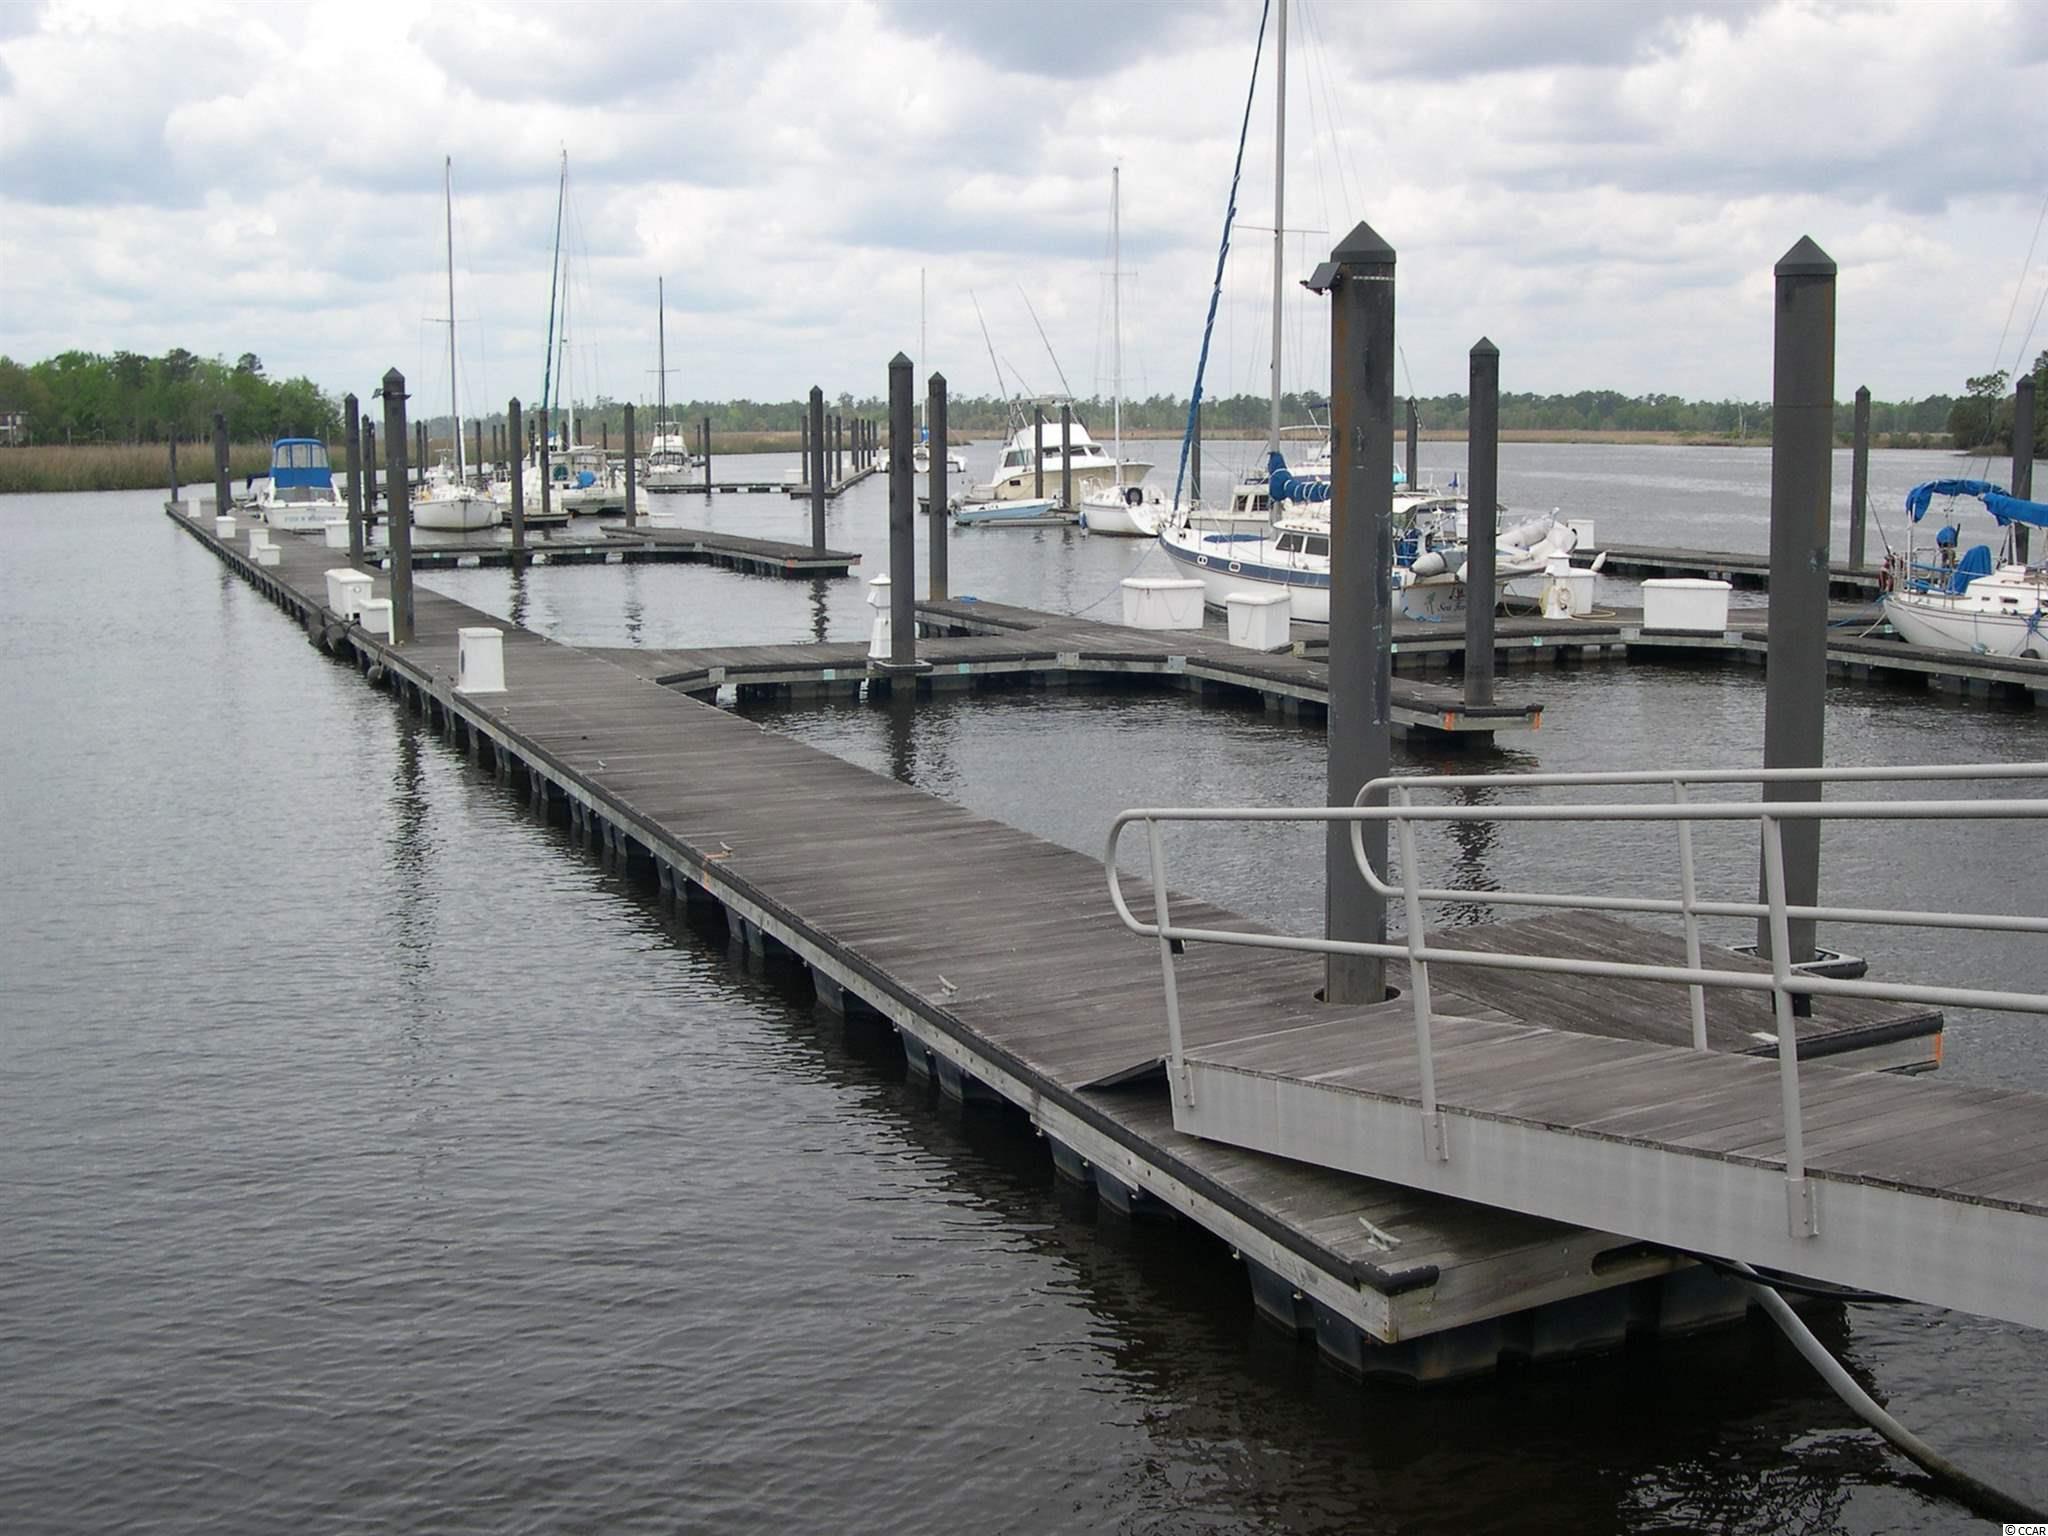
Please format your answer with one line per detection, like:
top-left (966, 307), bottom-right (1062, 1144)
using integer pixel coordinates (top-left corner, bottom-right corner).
top-left (170, 504), bottom-right (1974, 1378)
top-left (1595, 543), bottom-right (1882, 600)
top-left (602, 596), bottom-right (1543, 737)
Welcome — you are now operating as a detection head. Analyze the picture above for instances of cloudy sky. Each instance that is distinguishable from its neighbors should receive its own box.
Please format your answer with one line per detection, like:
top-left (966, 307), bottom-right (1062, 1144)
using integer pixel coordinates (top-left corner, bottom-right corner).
top-left (5, 0), bottom-right (2047, 415)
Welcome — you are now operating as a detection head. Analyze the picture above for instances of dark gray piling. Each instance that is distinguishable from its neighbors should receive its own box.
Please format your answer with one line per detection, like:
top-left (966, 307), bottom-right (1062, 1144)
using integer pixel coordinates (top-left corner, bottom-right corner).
top-left (2015, 376), bottom-right (2035, 565)
top-left (702, 415), bottom-right (712, 492)
top-left (601, 420), bottom-right (609, 454)
top-left (809, 386), bottom-right (827, 553)
top-left (1034, 406), bottom-right (1046, 500)
top-left (928, 372), bottom-right (948, 600)
top-left (1060, 403), bottom-right (1073, 511)
top-left (1406, 397), bottom-right (1420, 492)
top-left (538, 410), bottom-right (553, 523)
top-left (381, 368), bottom-right (416, 645)
top-left (414, 420), bottom-right (427, 486)
top-left (211, 410), bottom-right (230, 516)
top-left (1759, 237), bottom-right (1836, 966)
top-left (623, 401), bottom-right (637, 529)
top-left (1849, 384), bottom-right (1870, 570)
top-left (833, 414), bottom-right (844, 486)
top-left (344, 392), bottom-right (364, 560)
top-left (168, 436), bottom-right (179, 504)
top-left (508, 397), bottom-right (526, 561)
top-left (800, 412), bottom-right (810, 483)
top-left (472, 418), bottom-right (483, 482)
top-left (888, 354), bottom-right (916, 667)
top-left (1465, 339), bottom-right (1499, 708)
top-left (1315, 223), bottom-right (1396, 1005)
top-left (362, 416), bottom-right (377, 522)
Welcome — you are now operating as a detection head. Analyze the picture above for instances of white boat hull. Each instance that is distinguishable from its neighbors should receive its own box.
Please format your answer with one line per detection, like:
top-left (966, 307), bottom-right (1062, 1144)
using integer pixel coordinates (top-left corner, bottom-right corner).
top-left (1081, 489), bottom-right (1167, 537)
top-left (955, 497), bottom-right (1068, 526)
top-left (262, 498), bottom-right (347, 533)
top-left (413, 489), bottom-right (500, 532)
top-left (1884, 592), bottom-right (2048, 659)
top-left (1158, 530), bottom-right (1530, 626)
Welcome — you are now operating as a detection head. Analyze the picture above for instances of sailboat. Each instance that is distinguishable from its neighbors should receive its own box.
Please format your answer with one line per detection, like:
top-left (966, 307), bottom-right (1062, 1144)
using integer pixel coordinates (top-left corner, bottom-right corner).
top-left (1156, 0), bottom-right (1563, 622)
top-left (496, 152), bottom-right (620, 523)
top-left (643, 276), bottom-right (694, 493)
top-left (1882, 479), bottom-right (2048, 659)
top-left (415, 157), bottom-right (500, 532)
top-left (911, 270), bottom-right (965, 478)
top-left (1081, 166), bottom-right (1170, 538)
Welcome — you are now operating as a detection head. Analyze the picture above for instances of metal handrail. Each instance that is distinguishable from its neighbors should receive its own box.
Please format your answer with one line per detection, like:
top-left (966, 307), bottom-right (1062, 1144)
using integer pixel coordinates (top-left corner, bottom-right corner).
top-left (1103, 761), bottom-right (2048, 1240)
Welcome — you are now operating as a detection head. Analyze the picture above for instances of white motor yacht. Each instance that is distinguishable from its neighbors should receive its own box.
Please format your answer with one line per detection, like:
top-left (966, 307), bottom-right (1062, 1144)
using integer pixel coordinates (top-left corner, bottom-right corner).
top-left (970, 414), bottom-right (1150, 504)
top-left (253, 438), bottom-right (348, 532)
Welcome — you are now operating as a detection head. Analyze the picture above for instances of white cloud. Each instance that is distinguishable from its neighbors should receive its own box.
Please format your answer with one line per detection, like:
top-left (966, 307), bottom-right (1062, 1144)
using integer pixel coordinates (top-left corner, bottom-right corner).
top-left (3, 0), bottom-right (2046, 410)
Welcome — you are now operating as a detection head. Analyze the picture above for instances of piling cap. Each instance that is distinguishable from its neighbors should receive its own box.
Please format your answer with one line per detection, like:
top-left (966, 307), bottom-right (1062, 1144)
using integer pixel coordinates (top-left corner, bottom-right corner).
top-left (1775, 236), bottom-right (1836, 278)
top-left (929, 370), bottom-right (946, 388)
top-left (1333, 219), bottom-right (1396, 266)
top-left (889, 351), bottom-right (913, 370)
top-left (1471, 336), bottom-right (1499, 358)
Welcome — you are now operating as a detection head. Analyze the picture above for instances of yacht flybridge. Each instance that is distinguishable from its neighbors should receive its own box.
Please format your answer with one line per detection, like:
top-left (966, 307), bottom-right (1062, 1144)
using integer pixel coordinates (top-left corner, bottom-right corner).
top-left (970, 413), bottom-right (1150, 504)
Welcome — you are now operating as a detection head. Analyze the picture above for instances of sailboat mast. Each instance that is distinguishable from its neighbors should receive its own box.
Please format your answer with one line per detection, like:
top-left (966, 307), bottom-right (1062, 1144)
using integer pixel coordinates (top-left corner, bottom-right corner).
top-left (919, 267), bottom-right (927, 438)
top-left (1268, 0), bottom-right (1287, 458)
top-left (658, 276), bottom-right (667, 434)
top-left (540, 151), bottom-right (566, 451)
top-left (562, 248), bottom-right (576, 447)
top-left (445, 156), bottom-right (464, 479)
top-left (1112, 165), bottom-right (1122, 470)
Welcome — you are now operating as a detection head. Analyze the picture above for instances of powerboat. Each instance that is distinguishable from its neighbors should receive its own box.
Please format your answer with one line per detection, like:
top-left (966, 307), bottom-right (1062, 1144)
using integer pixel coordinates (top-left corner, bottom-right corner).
top-left (253, 437), bottom-right (347, 532)
top-left (969, 414), bottom-right (1150, 504)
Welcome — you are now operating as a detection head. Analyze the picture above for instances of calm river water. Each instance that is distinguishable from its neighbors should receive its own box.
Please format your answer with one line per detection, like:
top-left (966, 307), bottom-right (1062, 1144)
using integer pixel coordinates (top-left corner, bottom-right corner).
top-left (4, 442), bottom-right (2045, 1534)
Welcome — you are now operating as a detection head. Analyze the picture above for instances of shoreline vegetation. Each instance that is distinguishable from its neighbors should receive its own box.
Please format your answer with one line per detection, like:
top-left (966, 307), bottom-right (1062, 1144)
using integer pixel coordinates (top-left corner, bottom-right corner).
top-left (0, 427), bottom-right (1959, 496)
top-left (0, 345), bottom-right (1995, 493)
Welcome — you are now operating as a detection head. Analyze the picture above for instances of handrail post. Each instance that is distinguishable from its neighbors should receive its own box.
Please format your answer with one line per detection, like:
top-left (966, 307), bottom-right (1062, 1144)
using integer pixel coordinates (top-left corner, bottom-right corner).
top-left (1673, 781), bottom-right (1709, 1050)
top-left (1760, 815), bottom-right (1817, 1237)
top-left (1145, 819), bottom-right (1191, 1107)
top-left (1394, 788), bottom-right (1447, 1161)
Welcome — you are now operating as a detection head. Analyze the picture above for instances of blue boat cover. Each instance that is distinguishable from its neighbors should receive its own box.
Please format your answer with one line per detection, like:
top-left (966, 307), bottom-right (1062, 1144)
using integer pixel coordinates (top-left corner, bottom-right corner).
top-left (1952, 543), bottom-right (1995, 592)
top-left (1905, 477), bottom-right (2048, 529)
top-left (268, 437), bottom-right (333, 490)
top-left (1267, 451), bottom-right (1330, 505)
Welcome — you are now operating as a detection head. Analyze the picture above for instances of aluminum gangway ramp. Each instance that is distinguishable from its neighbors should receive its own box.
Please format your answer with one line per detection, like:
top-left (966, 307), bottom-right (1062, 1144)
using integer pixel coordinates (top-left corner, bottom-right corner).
top-left (1107, 764), bottom-right (2048, 1332)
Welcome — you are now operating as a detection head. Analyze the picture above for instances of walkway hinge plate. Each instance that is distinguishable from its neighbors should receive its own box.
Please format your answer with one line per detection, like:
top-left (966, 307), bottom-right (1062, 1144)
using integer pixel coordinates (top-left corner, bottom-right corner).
top-left (1786, 1176), bottom-right (1818, 1238)
top-left (1423, 1109), bottom-right (1450, 1163)
top-left (1173, 1063), bottom-right (1196, 1108)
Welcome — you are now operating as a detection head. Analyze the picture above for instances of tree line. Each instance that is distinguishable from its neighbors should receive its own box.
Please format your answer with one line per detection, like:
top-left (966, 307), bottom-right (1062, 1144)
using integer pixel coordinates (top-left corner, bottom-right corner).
top-left (0, 349), bottom-right (339, 445)
top-left (1945, 352), bottom-right (2048, 453)
top-left (0, 348), bottom-right (1966, 448)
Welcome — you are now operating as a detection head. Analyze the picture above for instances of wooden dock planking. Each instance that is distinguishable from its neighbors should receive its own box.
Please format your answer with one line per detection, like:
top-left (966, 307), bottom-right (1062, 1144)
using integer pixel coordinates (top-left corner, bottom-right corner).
top-left (598, 524), bottom-right (859, 576)
top-left (168, 503), bottom-right (1967, 1363)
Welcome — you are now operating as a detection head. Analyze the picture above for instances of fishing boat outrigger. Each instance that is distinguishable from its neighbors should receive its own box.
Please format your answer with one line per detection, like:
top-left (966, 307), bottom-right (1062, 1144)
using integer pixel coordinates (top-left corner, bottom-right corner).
top-left (1882, 479), bottom-right (2048, 660)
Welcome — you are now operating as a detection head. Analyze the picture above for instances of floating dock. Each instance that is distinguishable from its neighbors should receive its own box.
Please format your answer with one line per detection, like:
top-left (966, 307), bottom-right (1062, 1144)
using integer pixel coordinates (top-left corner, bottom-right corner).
top-left (1593, 543), bottom-right (1883, 601)
top-left (170, 501), bottom-right (1969, 1380)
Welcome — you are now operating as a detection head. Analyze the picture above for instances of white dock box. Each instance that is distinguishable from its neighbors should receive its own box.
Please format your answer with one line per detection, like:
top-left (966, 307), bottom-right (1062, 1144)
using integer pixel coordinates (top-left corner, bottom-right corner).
top-left (1121, 577), bottom-right (1206, 631)
top-left (214, 515), bottom-right (237, 538)
top-left (323, 519), bottom-right (350, 549)
top-left (1226, 590), bottom-right (1292, 651)
top-left (247, 525), bottom-right (272, 552)
top-left (325, 569), bottom-right (374, 621)
top-left (1642, 577), bottom-right (1731, 632)
top-left (457, 626), bottom-right (507, 693)
top-left (253, 543), bottom-right (281, 567)
top-left (359, 598), bottom-right (393, 638)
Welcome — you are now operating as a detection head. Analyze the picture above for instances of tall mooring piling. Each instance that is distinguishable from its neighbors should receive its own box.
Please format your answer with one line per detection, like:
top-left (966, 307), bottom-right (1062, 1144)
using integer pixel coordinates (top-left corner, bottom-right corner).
top-left (362, 415), bottom-right (377, 519)
top-left (928, 372), bottom-right (948, 600)
top-left (1034, 406), bottom-right (1046, 500)
top-left (2016, 375), bottom-right (2035, 566)
top-left (344, 393), bottom-right (364, 561)
top-left (809, 386), bottom-right (827, 553)
top-left (508, 397), bottom-right (526, 561)
top-left (1759, 237), bottom-right (1836, 966)
top-left (211, 410), bottom-right (230, 516)
top-left (1313, 223), bottom-right (1396, 1006)
top-left (381, 368), bottom-right (416, 645)
top-left (1465, 339), bottom-right (1499, 709)
top-left (1849, 384), bottom-right (1870, 570)
top-left (1060, 404), bottom-right (1073, 511)
top-left (1406, 397), bottom-right (1420, 493)
top-left (887, 353), bottom-right (918, 671)
top-left (623, 401), bottom-right (638, 529)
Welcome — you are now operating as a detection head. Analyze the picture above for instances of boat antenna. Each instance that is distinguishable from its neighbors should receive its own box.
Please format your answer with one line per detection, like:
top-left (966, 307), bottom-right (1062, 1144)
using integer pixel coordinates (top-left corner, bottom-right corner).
top-left (539, 150), bottom-right (566, 440)
top-left (1017, 284), bottom-right (1075, 401)
top-left (1172, 0), bottom-right (1273, 513)
top-left (970, 288), bottom-right (1023, 432)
